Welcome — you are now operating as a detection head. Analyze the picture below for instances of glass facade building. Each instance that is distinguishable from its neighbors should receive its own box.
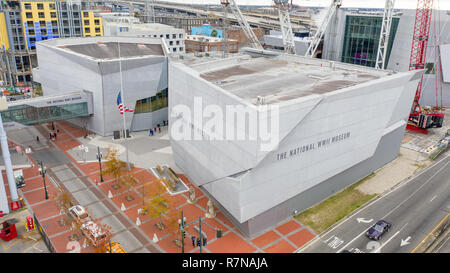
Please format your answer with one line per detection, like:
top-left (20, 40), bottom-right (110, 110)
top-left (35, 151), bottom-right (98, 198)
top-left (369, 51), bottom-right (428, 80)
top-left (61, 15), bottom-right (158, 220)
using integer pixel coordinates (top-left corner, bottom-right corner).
top-left (341, 15), bottom-right (399, 69)
top-left (134, 88), bottom-right (168, 114)
top-left (1, 102), bottom-right (89, 125)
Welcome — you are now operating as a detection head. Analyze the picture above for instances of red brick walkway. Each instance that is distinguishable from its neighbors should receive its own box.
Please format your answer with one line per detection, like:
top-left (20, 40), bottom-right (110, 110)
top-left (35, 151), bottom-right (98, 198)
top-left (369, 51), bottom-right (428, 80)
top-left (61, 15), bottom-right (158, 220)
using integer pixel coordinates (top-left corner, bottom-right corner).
top-left (11, 121), bottom-right (317, 253)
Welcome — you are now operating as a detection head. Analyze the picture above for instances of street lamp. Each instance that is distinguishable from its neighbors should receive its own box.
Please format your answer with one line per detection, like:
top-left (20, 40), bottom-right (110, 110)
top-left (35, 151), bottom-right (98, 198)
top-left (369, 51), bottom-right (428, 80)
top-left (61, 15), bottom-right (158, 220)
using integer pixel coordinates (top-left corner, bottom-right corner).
top-left (38, 161), bottom-right (48, 200)
top-left (96, 146), bottom-right (104, 183)
top-left (178, 211), bottom-right (187, 253)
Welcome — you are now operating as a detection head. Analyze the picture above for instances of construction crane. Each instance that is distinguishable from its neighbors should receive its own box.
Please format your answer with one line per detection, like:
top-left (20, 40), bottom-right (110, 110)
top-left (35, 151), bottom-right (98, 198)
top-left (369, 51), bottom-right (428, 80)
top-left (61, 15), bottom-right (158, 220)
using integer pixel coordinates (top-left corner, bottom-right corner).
top-left (305, 0), bottom-right (342, 58)
top-left (221, 0), bottom-right (230, 58)
top-left (375, 0), bottom-right (396, 70)
top-left (227, 0), bottom-right (263, 50)
top-left (273, 0), bottom-right (296, 54)
top-left (406, 0), bottom-right (444, 133)
top-left (144, 0), bottom-right (156, 23)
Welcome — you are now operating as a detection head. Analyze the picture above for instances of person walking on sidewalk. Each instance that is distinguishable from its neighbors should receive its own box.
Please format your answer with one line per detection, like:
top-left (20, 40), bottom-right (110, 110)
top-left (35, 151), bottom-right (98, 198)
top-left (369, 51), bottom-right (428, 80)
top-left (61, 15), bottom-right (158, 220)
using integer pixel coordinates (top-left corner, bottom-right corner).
top-left (36, 136), bottom-right (39, 142)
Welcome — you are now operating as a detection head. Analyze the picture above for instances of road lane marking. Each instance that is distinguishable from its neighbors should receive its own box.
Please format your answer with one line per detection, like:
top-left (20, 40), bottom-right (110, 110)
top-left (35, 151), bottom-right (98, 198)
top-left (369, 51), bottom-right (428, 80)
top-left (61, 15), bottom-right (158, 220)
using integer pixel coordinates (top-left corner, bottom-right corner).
top-left (372, 223), bottom-right (408, 253)
top-left (356, 218), bottom-right (373, 223)
top-left (383, 161), bottom-right (449, 219)
top-left (324, 235), bottom-right (344, 249)
top-left (337, 229), bottom-right (368, 253)
top-left (298, 154), bottom-right (449, 253)
top-left (400, 236), bottom-right (411, 247)
top-left (429, 195), bottom-right (437, 202)
top-left (411, 213), bottom-right (450, 253)
top-left (372, 231), bottom-right (401, 253)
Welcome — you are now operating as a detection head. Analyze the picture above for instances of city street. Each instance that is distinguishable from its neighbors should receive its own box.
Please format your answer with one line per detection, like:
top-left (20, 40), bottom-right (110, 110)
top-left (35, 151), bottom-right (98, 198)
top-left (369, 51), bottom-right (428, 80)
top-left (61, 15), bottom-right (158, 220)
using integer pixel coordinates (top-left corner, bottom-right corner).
top-left (299, 151), bottom-right (450, 253)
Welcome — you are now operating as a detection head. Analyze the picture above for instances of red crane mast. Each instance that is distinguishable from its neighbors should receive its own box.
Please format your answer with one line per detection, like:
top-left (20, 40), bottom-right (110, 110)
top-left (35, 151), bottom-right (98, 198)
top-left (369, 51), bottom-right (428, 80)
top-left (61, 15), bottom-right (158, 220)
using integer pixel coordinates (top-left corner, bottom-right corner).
top-left (407, 0), bottom-right (444, 134)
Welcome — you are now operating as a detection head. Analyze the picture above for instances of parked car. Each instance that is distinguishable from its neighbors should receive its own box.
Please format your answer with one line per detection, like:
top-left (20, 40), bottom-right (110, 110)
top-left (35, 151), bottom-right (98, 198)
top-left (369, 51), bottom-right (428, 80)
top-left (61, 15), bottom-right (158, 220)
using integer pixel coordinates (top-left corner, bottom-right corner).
top-left (68, 205), bottom-right (91, 224)
top-left (366, 220), bottom-right (391, 240)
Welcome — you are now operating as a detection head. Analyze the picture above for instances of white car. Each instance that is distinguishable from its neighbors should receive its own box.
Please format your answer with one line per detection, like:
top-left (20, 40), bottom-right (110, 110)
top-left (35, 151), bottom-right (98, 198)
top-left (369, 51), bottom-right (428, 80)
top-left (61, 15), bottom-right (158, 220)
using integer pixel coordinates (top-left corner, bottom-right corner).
top-left (68, 205), bottom-right (91, 224)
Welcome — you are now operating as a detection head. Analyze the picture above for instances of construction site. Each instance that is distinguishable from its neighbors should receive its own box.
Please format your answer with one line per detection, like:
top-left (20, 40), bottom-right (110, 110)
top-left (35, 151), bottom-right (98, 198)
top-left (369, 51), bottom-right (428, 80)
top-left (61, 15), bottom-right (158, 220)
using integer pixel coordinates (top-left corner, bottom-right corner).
top-left (0, 0), bottom-right (448, 256)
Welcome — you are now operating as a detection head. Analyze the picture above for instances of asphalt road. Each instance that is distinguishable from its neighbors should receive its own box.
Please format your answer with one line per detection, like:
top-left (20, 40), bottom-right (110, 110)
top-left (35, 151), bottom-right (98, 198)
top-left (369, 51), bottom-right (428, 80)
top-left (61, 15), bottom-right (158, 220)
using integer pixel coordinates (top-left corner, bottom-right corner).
top-left (299, 151), bottom-right (450, 253)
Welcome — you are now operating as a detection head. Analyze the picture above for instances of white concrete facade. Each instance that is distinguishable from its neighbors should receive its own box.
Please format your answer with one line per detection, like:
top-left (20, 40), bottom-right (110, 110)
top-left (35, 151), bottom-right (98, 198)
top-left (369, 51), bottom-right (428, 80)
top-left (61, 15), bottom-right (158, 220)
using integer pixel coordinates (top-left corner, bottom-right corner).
top-left (34, 36), bottom-right (169, 136)
top-left (169, 51), bottom-right (423, 235)
top-left (103, 22), bottom-right (186, 54)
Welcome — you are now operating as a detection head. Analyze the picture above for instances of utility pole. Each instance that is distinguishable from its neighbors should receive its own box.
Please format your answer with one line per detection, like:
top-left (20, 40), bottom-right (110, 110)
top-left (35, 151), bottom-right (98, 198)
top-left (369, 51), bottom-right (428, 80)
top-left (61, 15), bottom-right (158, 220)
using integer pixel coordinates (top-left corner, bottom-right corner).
top-left (96, 146), bottom-right (103, 182)
top-left (38, 161), bottom-right (48, 200)
top-left (117, 41), bottom-right (131, 171)
top-left (0, 96), bottom-right (10, 213)
top-left (0, 95), bottom-right (18, 203)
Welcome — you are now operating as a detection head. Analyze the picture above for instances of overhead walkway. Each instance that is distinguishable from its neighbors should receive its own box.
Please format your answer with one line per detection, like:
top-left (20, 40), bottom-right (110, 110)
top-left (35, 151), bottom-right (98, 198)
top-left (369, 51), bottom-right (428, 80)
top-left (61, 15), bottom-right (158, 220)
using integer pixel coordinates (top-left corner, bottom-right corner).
top-left (0, 91), bottom-right (93, 126)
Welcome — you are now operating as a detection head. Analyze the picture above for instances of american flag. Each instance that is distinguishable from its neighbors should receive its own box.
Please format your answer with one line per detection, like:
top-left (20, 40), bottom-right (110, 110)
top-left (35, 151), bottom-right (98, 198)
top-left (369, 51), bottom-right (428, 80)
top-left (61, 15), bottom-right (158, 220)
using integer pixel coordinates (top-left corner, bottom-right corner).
top-left (117, 91), bottom-right (134, 114)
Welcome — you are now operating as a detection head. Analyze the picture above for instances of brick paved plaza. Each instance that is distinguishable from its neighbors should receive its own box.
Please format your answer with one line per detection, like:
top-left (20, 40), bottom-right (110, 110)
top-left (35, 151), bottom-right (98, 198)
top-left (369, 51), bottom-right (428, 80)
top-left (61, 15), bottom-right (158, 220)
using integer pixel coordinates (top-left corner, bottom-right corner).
top-left (3, 121), bottom-right (316, 253)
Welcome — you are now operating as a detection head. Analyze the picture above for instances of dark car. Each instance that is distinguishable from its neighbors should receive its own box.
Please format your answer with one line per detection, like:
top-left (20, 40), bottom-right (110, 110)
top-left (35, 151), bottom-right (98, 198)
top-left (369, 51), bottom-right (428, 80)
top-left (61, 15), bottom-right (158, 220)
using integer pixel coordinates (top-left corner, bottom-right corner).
top-left (366, 220), bottom-right (391, 240)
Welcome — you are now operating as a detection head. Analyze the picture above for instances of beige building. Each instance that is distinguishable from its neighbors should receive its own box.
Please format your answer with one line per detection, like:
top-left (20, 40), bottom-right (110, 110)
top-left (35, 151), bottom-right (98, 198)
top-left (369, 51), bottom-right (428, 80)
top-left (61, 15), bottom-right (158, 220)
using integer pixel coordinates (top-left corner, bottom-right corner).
top-left (185, 35), bottom-right (238, 54)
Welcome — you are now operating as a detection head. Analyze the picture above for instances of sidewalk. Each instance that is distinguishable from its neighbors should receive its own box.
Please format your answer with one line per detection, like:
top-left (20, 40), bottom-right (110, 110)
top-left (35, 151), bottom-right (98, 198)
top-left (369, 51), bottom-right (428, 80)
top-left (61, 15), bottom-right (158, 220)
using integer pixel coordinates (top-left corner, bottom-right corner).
top-left (6, 121), bottom-right (318, 253)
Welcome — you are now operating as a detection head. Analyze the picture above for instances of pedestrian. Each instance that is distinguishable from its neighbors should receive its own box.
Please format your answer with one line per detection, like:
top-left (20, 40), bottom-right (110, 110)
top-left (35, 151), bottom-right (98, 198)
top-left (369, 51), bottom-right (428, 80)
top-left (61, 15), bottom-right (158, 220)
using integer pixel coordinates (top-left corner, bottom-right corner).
top-left (54, 132), bottom-right (57, 139)
top-left (49, 132), bottom-right (52, 139)
top-left (158, 127), bottom-right (161, 133)
top-left (36, 136), bottom-right (39, 142)
top-left (191, 236), bottom-right (196, 247)
top-left (149, 129), bottom-right (152, 136)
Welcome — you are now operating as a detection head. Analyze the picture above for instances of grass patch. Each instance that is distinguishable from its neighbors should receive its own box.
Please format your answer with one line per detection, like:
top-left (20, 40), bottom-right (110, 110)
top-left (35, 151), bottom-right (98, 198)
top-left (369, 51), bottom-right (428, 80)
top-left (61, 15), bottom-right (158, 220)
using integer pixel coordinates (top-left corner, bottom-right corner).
top-left (295, 173), bottom-right (377, 234)
top-left (413, 163), bottom-right (427, 169)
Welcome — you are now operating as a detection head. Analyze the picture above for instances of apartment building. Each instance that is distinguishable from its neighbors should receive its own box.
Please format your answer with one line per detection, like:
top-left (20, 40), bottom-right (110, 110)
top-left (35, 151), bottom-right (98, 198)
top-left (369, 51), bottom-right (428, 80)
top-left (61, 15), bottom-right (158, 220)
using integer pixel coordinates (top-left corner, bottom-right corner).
top-left (185, 35), bottom-right (238, 54)
top-left (81, 10), bottom-right (102, 37)
top-left (0, 0), bottom-right (103, 87)
top-left (103, 20), bottom-right (185, 54)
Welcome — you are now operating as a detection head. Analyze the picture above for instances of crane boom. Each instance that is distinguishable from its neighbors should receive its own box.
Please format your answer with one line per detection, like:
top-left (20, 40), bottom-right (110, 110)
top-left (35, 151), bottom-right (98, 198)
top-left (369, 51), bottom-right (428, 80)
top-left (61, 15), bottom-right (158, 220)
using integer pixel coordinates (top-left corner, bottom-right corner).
top-left (375, 0), bottom-right (396, 70)
top-left (274, 0), bottom-right (296, 54)
top-left (305, 0), bottom-right (342, 58)
top-left (228, 0), bottom-right (263, 50)
top-left (406, 0), bottom-right (444, 133)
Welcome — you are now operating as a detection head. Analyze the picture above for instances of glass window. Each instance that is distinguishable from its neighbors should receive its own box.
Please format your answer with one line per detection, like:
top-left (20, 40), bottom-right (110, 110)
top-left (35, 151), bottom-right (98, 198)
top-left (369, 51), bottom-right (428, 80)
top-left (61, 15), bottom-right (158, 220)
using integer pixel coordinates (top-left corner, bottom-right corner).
top-left (37, 3), bottom-right (44, 10)
top-left (83, 12), bottom-right (89, 17)
top-left (26, 12), bottom-right (33, 19)
top-left (341, 16), bottom-right (399, 69)
top-left (94, 19), bottom-right (100, 25)
top-left (24, 3), bottom-right (31, 10)
top-left (49, 3), bottom-right (56, 10)
top-left (84, 19), bottom-right (89, 25)
top-left (38, 12), bottom-right (45, 18)
top-left (425, 63), bottom-right (435, 74)
top-left (84, 27), bottom-right (90, 33)
top-left (95, 27), bottom-right (101, 33)
top-left (51, 12), bottom-right (56, 18)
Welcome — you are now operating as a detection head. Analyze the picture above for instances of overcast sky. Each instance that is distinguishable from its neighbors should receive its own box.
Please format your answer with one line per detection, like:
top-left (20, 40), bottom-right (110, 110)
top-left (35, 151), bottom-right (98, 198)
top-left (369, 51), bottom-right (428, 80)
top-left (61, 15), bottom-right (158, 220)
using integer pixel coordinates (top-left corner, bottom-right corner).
top-left (160, 0), bottom-right (450, 10)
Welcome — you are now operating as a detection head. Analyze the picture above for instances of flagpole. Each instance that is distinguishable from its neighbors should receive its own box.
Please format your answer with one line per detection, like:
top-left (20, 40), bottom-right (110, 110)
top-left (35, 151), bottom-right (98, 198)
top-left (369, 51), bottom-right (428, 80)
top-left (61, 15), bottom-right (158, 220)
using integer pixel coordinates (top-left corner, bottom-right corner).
top-left (118, 41), bottom-right (130, 171)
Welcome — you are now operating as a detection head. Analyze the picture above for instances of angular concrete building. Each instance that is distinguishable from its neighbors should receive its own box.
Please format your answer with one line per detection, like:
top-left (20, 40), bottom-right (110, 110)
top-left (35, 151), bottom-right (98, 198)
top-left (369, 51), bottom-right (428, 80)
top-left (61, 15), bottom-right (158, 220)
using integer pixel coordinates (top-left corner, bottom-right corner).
top-left (169, 50), bottom-right (423, 237)
top-left (33, 36), bottom-right (169, 136)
